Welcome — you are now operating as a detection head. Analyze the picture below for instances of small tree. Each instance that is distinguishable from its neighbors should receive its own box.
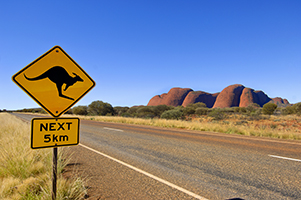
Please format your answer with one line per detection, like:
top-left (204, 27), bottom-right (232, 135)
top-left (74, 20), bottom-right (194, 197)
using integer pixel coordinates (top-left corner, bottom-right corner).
top-left (183, 107), bottom-right (195, 115)
top-left (262, 103), bottom-right (277, 115)
top-left (114, 106), bottom-right (129, 116)
top-left (281, 106), bottom-right (295, 115)
top-left (152, 105), bottom-right (173, 117)
top-left (136, 106), bottom-right (156, 118)
top-left (126, 106), bottom-right (141, 116)
top-left (208, 109), bottom-right (225, 120)
top-left (246, 103), bottom-right (260, 113)
top-left (88, 100), bottom-right (114, 116)
top-left (293, 102), bottom-right (301, 115)
top-left (239, 107), bottom-right (247, 113)
top-left (187, 102), bottom-right (207, 109)
top-left (195, 107), bottom-right (208, 115)
top-left (160, 109), bottom-right (183, 120)
top-left (72, 105), bottom-right (88, 115)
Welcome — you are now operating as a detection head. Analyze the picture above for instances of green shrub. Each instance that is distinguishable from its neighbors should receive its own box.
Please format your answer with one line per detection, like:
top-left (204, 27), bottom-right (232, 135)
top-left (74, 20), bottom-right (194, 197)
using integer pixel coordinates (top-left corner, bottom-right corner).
top-left (293, 102), bottom-right (301, 115)
top-left (136, 106), bottom-right (156, 118)
top-left (208, 109), bottom-right (225, 120)
top-left (137, 106), bottom-right (154, 114)
top-left (246, 103), bottom-right (260, 113)
top-left (233, 107), bottom-right (240, 113)
top-left (186, 102), bottom-right (207, 109)
top-left (221, 107), bottom-right (235, 113)
top-left (152, 105), bottom-right (173, 116)
top-left (160, 109), bottom-right (183, 120)
top-left (88, 100), bottom-right (114, 116)
top-left (239, 107), bottom-right (247, 113)
top-left (121, 112), bottom-right (132, 117)
top-left (183, 107), bottom-right (195, 115)
top-left (262, 103), bottom-right (277, 115)
top-left (281, 106), bottom-right (294, 115)
top-left (126, 106), bottom-right (141, 115)
top-left (195, 107), bottom-right (208, 115)
top-left (72, 106), bottom-right (88, 115)
top-left (248, 108), bottom-right (263, 120)
top-left (114, 106), bottom-right (129, 116)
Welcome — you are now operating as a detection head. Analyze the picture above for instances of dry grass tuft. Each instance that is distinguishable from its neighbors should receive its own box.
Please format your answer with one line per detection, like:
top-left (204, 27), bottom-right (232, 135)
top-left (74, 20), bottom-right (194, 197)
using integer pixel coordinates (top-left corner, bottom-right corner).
top-left (0, 113), bottom-right (87, 199)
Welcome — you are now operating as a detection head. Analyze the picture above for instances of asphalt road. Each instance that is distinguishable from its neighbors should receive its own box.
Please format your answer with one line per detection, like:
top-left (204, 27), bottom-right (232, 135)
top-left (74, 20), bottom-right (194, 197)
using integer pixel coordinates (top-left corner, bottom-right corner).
top-left (13, 113), bottom-right (301, 200)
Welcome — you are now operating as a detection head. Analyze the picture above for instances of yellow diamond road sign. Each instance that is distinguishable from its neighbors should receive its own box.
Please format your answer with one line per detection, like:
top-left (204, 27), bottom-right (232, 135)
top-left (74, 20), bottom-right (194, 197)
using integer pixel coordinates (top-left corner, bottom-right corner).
top-left (12, 46), bottom-right (95, 117)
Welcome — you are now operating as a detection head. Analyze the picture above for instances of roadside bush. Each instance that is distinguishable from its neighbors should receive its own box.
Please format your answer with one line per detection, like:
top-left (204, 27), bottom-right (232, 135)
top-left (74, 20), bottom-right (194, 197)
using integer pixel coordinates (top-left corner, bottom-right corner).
top-left (160, 109), bottom-right (183, 120)
top-left (186, 102), bottom-right (207, 109)
top-left (88, 100), bottom-right (114, 116)
top-left (114, 106), bottom-right (129, 116)
top-left (72, 106), bottom-right (88, 115)
top-left (262, 103), bottom-right (277, 115)
top-left (246, 103), bottom-right (260, 113)
top-left (293, 102), bottom-right (301, 115)
top-left (233, 107), bottom-right (240, 113)
top-left (208, 109), bottom-right (225, 120)
top-left (121, 112), bottom-right (132, 117)
top-left (195, 107), bottom-right (208, 115)
top-left (152, 105), bottom-right (173, 117)
top-left (136, 106), bottom-right (154, 114)
top-left (183, 107), bottom-right (195, 115)
top-left (248, 108), bottom-right (262, 120)
top-left (136, 106), bottom-right (156, 118)
top-left (126, 106), bottom-right (141, 116)
top-left (221, 107), bottom-right (235, 113)
top-left (239, 107), bottom-right (247, 113)
top-left (281, 106), bottom-right (295, 115)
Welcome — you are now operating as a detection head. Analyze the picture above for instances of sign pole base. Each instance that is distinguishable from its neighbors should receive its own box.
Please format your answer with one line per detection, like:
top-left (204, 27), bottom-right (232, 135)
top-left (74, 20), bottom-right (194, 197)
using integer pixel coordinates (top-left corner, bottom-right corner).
top-left (52, 147), bottom-right (57, 200)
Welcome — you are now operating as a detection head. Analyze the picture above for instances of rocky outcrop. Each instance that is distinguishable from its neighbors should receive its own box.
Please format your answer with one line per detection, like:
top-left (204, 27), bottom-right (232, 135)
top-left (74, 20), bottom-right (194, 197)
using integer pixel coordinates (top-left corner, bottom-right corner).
top-left (213, 84), bottom-right (245, 108)
top-left (239, 88), bottom-right (259, 107)
top-left (270, 98), bottom-right (290, 106)
top-left (147, 84), bottom-right (290, 108)
top-left (147, 88), bottom-right (192, 107)
top-left (182, 91), bottom-right (219, 108)
top-left (147, 94), bottom-right (167, 106)
top-left (254, 91), bottom-right (271, 107)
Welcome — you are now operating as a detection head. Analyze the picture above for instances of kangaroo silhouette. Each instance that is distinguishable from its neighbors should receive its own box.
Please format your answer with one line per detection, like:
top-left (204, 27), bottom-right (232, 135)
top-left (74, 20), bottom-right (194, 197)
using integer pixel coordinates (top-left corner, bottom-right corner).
top-left (24, 66), bottom-right (83, 100)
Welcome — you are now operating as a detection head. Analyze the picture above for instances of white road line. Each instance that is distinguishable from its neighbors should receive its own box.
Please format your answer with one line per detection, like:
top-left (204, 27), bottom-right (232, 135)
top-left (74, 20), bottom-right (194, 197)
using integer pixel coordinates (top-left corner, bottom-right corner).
top-left (269, 155), bottom-right (301, 162)
top-left (103, 127), bottom-right (124, 132)
top-left (79, 143), bottom-right (208, 200)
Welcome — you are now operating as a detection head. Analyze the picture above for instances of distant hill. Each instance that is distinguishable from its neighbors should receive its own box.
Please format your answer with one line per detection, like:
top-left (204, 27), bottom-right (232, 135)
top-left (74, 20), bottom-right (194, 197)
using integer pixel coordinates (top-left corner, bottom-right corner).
top-left (147, 84), bottom-right (290, 108)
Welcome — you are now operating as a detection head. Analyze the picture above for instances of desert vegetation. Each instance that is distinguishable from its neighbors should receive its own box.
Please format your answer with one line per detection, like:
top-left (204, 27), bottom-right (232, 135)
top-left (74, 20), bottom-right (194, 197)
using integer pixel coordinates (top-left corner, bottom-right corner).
top-left (12, 101), bottom-right (301, 140)
top-left (0, 113), bottom-right (87, 199)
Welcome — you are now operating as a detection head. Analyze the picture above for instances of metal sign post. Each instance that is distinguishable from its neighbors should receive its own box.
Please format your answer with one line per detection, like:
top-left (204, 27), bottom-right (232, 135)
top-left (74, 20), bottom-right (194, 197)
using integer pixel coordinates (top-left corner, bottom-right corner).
top-left (52, 147), bottom-right (58, 200)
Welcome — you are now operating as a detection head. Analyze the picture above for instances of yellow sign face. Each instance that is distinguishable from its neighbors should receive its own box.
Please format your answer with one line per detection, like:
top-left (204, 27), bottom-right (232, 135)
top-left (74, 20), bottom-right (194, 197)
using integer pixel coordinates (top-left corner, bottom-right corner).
top-left (31, 118), bottom-right (79, 149)
top-left (12, 46), bottom-right (95, 117)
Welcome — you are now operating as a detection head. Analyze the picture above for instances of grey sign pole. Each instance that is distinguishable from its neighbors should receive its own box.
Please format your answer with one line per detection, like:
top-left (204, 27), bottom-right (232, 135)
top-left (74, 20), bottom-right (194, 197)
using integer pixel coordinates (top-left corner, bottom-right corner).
top-left (52, 147), bottom-right (58, 200)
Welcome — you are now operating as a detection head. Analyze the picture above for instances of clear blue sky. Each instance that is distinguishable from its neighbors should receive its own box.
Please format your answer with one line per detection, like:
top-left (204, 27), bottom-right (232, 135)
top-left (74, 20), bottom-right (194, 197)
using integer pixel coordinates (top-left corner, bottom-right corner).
top-left (1, 0), bottom-right (301, 110)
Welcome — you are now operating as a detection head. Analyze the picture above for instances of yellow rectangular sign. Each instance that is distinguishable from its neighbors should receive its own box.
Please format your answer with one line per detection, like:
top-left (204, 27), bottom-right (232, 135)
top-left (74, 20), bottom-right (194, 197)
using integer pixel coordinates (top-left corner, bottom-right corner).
top-left (31, 118), bottom-right (80, 149)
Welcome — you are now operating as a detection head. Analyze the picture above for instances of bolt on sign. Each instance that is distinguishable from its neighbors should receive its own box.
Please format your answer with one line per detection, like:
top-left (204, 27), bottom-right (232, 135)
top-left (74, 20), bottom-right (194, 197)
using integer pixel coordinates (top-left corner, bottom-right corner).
top-left (12, 46), bottom-right (95, 118)
top-left (31, 118), bottom-right (79, 149)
